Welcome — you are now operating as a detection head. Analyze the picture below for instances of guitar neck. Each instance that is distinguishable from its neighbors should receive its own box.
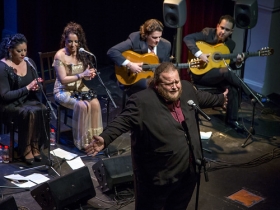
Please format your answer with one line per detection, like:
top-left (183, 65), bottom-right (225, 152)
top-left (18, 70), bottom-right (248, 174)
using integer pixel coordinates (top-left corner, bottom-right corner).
top-left (219, 51), bottom-right (261, 60)
top-left (142, 63), bottom-right (190, 70)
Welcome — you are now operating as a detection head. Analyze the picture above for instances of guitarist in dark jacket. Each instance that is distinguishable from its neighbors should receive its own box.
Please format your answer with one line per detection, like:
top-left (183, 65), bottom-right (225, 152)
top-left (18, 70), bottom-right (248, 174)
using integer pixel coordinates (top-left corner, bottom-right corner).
top-left (107, 19), bottom-right (171, 96)
top-left (184, 15), bottom-right (252, 131)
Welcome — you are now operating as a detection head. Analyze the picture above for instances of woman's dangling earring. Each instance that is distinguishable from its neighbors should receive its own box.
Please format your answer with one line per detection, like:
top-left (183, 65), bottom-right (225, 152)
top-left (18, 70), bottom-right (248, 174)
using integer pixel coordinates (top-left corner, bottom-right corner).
top-left (9, 52), bottom-right (12, 60)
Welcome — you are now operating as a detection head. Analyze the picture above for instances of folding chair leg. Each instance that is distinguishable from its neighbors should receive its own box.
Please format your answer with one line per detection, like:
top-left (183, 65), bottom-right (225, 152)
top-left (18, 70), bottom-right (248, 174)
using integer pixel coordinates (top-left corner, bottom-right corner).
top-left (56, 105), bottom-right (61, 144)
top-left (9, 121), bottom-right (14, 162)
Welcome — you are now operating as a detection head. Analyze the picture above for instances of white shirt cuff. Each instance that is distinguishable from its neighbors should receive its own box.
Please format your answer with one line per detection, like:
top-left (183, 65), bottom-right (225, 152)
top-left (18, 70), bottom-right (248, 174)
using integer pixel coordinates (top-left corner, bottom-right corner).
top-left (195, 51), bottom-right (202, 58)
top-left (122, 60), bottom-right (130, 66)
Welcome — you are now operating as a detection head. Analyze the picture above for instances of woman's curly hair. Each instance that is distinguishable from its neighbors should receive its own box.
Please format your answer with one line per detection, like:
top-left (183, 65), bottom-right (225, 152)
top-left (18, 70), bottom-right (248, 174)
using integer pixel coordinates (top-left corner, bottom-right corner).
top-left (60, 22), bottom-right (92, 67)
top-left (0, 33), bottom-right (27, 59)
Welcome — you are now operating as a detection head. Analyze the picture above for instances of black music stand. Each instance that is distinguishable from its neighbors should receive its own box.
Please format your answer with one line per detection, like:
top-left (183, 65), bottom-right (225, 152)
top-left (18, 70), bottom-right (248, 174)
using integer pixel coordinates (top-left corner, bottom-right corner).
top-left (221, 59), bottom-right (273, 147)
top-left (241, 98), bottom-right (273, 147)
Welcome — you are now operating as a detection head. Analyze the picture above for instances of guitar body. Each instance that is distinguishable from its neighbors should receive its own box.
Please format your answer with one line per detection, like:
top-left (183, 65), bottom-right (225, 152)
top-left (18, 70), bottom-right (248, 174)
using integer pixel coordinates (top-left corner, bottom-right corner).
top-left (188, 41), bottom-right (231, 75)
top-left (115, 50), bottom-right (159, 85)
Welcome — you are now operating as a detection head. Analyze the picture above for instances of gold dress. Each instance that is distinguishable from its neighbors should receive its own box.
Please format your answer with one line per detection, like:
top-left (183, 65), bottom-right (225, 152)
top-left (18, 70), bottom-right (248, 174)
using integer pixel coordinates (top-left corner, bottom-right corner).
top-left (53, 59), bottom-right (103, 150)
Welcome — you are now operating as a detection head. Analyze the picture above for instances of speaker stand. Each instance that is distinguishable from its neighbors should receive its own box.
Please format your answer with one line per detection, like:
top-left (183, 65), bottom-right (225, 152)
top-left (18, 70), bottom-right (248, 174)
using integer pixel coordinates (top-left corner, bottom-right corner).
top-left (240, 29), bottom-right (248, 79)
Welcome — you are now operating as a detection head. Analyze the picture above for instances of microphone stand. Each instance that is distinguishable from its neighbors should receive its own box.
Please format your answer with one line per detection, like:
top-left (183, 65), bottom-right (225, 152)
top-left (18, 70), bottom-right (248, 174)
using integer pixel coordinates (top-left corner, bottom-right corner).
top-left (222, 59), bottom-right (272, 147)
top-left (14, 61), bottom-right (60, 176)
top-left (195, 117), bottom-right (209, 210)
top-left (24, 59), bottom-right (57, 120)
top-left (88, 54), bottom-right (117, 110)
top-left (182, 120), bottom-right (209, 210)
top-left (188, 101), bottom-right (212, 153)
top-left (222, 59), bottom-right (264, 108)
top-left (85, 53), bottom-right (117, 157)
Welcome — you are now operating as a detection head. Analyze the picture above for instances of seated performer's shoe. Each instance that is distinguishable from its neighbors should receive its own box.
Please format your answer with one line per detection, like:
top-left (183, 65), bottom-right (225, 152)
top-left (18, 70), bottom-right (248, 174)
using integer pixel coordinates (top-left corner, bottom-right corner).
top-left (23, 150), bottom-right (34, 165)
top-left (32, 147), bottom-right (42, 162)
top-left (34, 154), bottom-right (42, 162)
top-left (227, 120), bottom-right (245, 131)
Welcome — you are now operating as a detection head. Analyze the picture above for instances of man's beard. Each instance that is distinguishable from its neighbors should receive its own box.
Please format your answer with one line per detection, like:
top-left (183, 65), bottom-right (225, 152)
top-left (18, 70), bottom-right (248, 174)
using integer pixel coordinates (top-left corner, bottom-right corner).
top-left (157, 86), bottom-right (182, 102)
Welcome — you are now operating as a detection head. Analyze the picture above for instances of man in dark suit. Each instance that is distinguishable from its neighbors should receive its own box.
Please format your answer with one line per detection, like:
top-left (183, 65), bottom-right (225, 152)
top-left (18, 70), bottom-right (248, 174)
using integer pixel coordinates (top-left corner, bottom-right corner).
top-left (86, 62), bottom-right (228, 210)
top-left (107, 19), bottom-right (171, 96)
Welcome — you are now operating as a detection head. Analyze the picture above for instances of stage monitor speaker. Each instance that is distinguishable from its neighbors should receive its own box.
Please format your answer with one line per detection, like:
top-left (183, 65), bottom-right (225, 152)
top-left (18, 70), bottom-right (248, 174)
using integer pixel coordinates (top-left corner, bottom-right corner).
top-left (163, 0), bottom-right (187, 28)
top-left (235, 0), bottom-right (258, 29)
top-left (92, 155), bottom-right (134, 192)
top-left (31, 166), bottom-right (96, 210)
top-left (0, 196), bottom-right (18, 210)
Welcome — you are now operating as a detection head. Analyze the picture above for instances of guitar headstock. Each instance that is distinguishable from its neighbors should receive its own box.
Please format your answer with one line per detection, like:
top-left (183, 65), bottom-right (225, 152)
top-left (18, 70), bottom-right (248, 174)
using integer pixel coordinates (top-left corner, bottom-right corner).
top-left (189, 58), bottom-right (203, 68)
top-left (259, 47), bottom-right (274, 56)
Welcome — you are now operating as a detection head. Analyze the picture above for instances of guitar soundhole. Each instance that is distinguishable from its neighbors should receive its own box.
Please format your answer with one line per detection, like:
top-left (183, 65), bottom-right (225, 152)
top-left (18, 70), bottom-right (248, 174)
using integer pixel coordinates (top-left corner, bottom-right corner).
top-left (213, 53), bottom-right (221, 61)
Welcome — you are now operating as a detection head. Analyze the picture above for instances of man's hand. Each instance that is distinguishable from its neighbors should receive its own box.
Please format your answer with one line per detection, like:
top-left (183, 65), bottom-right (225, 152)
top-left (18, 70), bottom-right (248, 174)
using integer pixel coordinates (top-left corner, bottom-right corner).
top-left (85, 135), bottom-right (105, 156)
top-left (222, 88), bottom-right (229, 109)
top-left (236, 53), bottom-right (245, 66)
top-left (199, 53), bottom-right (210, 63)
top-left (127, 62), bottom-right (143, 73)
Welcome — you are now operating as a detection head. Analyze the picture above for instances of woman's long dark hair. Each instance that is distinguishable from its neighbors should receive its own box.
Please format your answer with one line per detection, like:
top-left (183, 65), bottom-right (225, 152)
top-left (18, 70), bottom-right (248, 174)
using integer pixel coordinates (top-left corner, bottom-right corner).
top-left (60, 22), bottom-right (93, 68)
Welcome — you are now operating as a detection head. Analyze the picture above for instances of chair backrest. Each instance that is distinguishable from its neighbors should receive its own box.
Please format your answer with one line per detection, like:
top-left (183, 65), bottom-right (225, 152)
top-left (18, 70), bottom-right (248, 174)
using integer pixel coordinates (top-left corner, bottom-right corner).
top-left (38, 51), bottom-right (57, 96)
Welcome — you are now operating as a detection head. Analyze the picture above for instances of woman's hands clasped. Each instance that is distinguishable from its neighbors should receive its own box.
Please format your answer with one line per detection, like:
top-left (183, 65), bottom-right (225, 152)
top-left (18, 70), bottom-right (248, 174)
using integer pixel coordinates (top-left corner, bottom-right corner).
top-left (27, 78), bottom-right (43, 91)
top-left (81, 65), bottom-right (97, 80)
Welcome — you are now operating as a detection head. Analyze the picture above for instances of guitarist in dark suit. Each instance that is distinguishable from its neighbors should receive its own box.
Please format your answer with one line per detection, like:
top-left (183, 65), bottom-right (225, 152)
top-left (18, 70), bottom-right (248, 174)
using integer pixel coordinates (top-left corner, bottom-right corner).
top-left (184, 15), bottom-right (252, 131)
top-left (107, 19), bottom-right (171, 96)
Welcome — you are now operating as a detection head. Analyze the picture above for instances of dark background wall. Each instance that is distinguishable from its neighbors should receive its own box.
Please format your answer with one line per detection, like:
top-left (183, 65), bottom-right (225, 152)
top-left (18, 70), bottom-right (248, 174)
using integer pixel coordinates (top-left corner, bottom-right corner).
top-left (16, 0), bottom-right (178, 66)
top-left (1, 0), bottom-right (234, 67)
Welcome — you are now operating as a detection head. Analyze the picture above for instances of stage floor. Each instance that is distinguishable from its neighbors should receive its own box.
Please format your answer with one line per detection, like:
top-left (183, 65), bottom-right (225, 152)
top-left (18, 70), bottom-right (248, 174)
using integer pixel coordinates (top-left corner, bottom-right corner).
top-left (0, 65), bottom-right (280, 210)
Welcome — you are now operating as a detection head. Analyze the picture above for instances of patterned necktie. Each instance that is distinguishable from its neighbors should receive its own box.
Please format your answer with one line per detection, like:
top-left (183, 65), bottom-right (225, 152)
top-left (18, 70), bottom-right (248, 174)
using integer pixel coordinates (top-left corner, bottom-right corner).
top-left (149, 46), bottom-right (155, 54)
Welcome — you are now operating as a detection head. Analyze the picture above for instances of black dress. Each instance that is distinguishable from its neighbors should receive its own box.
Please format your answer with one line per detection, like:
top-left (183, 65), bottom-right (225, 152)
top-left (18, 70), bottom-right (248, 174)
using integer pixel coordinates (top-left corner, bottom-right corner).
top-left (0, 60), bottom-right (49, 157)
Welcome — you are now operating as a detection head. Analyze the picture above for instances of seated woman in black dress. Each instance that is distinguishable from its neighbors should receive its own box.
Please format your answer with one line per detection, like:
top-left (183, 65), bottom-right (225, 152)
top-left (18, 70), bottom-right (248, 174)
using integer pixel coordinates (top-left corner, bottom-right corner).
top-left (0, 33), bottom-right (50, 165)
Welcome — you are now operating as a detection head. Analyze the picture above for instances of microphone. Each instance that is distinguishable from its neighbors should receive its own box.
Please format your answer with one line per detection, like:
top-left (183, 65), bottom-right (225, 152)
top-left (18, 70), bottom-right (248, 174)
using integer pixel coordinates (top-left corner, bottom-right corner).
top-left (24, 57), bottom-right (36, 70)
top-left (79, 48), bottom-right (94, 56)
top-left (187, 100), bottom-right (211, 121)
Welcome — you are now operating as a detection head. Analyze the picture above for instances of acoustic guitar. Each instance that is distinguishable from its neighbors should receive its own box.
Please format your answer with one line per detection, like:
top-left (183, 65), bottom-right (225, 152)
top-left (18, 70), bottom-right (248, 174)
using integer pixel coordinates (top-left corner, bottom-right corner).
top-left (115, 50), bottom-right (201, 85)
top-left (188, 41), bottom-right (274, 75)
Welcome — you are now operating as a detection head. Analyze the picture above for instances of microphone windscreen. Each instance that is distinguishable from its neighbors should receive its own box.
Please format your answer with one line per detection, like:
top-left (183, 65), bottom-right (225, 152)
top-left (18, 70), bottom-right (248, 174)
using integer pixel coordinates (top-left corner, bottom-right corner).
top-left (187, 100), bottom-right (194, 106)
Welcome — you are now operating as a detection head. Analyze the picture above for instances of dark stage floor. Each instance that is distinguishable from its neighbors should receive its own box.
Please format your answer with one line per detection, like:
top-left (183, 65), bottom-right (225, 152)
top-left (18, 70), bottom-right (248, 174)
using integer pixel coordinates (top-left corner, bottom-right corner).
top-left (1, 65), bottom-right (280, 210)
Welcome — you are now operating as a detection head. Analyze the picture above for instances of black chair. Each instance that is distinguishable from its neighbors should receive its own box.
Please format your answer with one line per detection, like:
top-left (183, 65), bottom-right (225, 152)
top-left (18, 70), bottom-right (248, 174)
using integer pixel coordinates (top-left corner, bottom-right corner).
top-left (0, 117), bottom-right (16, 162)
top-left (38, 51), bottom-right (72, 143)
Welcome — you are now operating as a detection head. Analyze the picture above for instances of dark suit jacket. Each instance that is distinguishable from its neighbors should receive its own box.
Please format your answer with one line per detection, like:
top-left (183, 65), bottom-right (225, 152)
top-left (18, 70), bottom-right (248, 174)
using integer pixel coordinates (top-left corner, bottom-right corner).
top-left (107, 31), bottom-right (171, 66)
top-left (100, 80), bottom-right (224, 186)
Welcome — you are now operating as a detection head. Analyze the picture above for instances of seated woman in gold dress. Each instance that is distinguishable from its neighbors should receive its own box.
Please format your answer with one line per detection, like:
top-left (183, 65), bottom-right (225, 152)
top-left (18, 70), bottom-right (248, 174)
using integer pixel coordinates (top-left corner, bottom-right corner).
top-left (53, 22), bottom-right (103, 150)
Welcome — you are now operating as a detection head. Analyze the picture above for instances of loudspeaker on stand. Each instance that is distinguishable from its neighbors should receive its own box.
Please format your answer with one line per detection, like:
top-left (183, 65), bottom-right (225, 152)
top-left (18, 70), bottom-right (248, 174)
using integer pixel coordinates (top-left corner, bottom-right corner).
top-left (235, 0), bottom-right (258, 29)
top-left (163, 0), bottom-right (187, 28)
top-left (92, 155), bottom-right (134, 192)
